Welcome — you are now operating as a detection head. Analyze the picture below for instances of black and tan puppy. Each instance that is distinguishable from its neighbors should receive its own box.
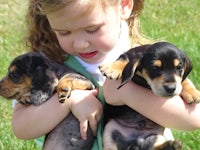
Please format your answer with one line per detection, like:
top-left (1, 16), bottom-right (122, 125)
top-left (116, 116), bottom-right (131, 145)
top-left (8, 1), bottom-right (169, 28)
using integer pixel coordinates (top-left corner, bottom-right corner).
top-left (100, 42), bottom-right (200, 150)
top-left (0, 52), bottom-right (95, 150)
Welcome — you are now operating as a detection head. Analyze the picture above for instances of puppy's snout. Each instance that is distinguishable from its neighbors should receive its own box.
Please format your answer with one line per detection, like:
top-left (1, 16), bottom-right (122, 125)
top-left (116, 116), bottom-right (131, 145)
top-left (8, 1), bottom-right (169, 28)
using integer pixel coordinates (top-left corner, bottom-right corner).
top-left (0, 86), bottom-right (9, 96)
top-left (0, 81), bottom-right (4, 91)
top-left (164, 84), bottom-right (176, 94)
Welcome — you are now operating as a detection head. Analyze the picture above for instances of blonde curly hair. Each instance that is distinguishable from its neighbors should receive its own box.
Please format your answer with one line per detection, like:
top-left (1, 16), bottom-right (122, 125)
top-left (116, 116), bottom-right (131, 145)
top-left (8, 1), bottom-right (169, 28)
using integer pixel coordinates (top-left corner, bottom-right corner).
top-left (26, 0), bottom-right (147, 63)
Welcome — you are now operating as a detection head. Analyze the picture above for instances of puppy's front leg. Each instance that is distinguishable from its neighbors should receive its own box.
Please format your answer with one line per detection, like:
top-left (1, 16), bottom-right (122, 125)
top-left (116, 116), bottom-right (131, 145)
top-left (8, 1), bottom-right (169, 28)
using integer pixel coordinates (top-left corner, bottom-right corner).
top-left (99, 60), bottom-right (129, 80)
top-left (57, 73), bottom-right (95, 103)
top-left (18, 92), bottom-right (31, 105)
top-left (181, 78), bottom-right (200, 104)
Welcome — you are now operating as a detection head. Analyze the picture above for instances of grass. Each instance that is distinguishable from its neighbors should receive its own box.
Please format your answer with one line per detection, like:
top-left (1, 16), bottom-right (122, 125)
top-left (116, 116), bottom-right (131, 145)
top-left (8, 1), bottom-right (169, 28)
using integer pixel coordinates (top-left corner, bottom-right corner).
top-left (0, 0), bottom-right (39, 150)
top-left (141, 1), bottom-right (200, 149)
top-left (0, 0), bottom-right (200, 149)
top-left (141, 0), bottom-right (200, 85)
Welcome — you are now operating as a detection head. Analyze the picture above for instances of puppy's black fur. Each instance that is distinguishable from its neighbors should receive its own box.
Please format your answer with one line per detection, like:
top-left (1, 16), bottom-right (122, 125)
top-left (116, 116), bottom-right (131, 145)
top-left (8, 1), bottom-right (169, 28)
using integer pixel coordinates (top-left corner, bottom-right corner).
top-left (100, 42), bottom-right (200, 150)
top-left (0, 52), bottom-right (95, 150)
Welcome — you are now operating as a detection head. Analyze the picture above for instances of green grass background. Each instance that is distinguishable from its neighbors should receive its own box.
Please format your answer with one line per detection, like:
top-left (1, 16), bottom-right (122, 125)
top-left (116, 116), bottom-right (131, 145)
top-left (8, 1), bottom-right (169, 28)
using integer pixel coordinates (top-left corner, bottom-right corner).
top-left (0, 0), bottom-right (199, 149)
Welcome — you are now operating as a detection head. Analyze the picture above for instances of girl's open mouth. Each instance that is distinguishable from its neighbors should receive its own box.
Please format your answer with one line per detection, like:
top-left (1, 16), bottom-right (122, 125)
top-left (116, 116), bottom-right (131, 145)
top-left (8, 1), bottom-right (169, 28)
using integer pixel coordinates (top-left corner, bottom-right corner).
top-left (79, 51), bottom-right (97, 59)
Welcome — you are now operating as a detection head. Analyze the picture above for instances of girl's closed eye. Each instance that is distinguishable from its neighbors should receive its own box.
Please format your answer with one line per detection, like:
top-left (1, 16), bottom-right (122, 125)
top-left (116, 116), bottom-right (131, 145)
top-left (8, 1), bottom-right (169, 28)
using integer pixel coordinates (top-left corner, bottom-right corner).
top-left (86, 26), bottom-right (101, 34)
top-left (55, 26), bottom-right (100, 36)
top-left (56, 30), bottom-right (71, 36)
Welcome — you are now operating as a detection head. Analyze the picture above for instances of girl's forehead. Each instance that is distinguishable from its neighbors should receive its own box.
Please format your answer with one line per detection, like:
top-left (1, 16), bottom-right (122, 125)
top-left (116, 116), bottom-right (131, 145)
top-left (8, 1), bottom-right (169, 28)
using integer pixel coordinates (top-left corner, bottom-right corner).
top-left (47, 1), bottom-right (111, 31)
top-left (47, 1), bottom-right (94, 18)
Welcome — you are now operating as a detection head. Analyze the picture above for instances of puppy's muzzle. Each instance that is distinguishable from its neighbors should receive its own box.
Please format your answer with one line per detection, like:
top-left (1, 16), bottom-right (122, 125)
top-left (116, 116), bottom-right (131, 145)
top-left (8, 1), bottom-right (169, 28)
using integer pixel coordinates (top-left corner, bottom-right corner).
top-left (164, 84), bottom-right (176, 95)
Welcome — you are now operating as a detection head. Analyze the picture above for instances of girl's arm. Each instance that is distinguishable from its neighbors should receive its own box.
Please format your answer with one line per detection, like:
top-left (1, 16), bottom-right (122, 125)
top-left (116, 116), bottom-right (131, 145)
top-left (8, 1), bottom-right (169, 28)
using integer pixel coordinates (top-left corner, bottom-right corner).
top-left (12, 89), bottom-right (102, 140)
top-left (103, 79), bottom-right (200, 131)
top-left (12, 93), bottom-right (70, 140)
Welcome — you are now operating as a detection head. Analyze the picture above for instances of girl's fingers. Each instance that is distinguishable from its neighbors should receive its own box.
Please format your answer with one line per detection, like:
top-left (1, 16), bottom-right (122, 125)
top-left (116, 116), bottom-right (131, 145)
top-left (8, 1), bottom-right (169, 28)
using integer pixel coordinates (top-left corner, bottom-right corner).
top-left (79, 113), bottom-right (100, 140)
top-left (80, 120), bottom-right (88, 140)
top-left (88, 113), bottom-right (98, 136)
top-left (91, 89), bottom-right (98, 96)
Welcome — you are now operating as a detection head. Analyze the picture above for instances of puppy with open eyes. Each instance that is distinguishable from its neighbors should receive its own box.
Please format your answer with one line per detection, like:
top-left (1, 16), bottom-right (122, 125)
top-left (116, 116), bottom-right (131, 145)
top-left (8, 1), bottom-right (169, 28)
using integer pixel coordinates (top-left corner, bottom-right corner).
top-left (0, 52), bottom-right (95, 150)
top-left (99, 42), bottom-right (200, 150)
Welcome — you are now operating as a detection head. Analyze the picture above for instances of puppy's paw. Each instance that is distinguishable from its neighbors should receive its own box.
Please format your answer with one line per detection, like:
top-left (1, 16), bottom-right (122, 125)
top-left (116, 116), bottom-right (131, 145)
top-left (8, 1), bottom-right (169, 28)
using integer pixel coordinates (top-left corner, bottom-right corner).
top-left (181, 88), bottom-right (200, 104)
top-left (165, 140), bottom-right (182, 150)
top-left (103, 144), bottom-right (118, 150)
top-left (18, 93), bottom-right (31, 105)
top-left (181, 79), bottom-right (200, 104)
top-left (99, 60), bottom-right (128, 80)
top-left (99, 64), bottom-right (120, 79)
top-left (57, 73), bottom-right (95, 103)
top-left (57, 85), bottom-right (72, 103)
top-left (172, 140), bottom-right (183, 150)
top-left (155, 140), bottom-right (182, 150)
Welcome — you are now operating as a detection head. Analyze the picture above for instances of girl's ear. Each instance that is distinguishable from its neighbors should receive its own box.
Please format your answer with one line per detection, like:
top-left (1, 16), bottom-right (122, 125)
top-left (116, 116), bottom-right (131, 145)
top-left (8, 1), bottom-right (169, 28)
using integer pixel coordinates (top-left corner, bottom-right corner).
top-left (120, 0), bottom-right (133, 20)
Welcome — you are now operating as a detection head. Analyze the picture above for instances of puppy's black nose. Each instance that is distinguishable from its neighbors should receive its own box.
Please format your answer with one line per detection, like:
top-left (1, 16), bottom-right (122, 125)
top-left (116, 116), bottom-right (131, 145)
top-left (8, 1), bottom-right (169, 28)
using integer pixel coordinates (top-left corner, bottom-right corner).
top-left (164, 84), bottom-right (176, 94)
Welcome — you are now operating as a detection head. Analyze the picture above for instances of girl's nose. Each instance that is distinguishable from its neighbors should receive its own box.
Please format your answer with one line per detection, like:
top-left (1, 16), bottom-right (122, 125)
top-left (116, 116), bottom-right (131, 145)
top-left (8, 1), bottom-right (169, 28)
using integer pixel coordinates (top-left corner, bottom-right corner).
top-left (73, 38), bottom-right (90, 50)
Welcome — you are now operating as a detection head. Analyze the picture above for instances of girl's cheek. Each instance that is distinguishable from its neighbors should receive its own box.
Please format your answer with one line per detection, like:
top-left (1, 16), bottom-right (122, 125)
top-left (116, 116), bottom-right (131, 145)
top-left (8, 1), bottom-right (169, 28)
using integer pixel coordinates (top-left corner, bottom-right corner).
top-left (93, 23), bottom-right (121, 51)
top-left (94, 35), bottom-right (118, 52)
top-left (57, 36), bottom-right (72, 53)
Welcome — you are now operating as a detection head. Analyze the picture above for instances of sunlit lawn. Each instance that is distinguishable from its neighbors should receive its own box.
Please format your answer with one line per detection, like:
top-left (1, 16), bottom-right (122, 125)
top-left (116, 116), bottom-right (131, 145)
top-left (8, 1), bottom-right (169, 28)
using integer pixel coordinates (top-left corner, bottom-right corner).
top-left (0, 0), bottom-right (199, 149)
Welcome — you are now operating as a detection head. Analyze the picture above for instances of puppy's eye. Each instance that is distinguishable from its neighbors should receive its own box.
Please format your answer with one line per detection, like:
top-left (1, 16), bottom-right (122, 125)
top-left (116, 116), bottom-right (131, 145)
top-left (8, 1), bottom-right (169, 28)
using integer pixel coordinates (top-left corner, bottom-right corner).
top-left (9, 71), bottom-right (21, 83)
top-left (176, 64), bottom-right (182, 71)
top-left (152, 66), bottom-right (161, 71)
top-left (9, 71), bottom-right (18, 78)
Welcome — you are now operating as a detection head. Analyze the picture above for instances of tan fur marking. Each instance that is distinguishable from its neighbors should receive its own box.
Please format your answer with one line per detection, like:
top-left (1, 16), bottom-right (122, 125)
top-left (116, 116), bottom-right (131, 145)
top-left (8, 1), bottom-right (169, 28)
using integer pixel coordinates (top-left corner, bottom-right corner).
top-left (142, 68), bottom-right (164, 84)
top-left (154, 60), bottom-right (162, 68)
top-left (174, 59), bottom-right (180, 67)
top-left (111, 60), bottom-right (129, 72)
top-left (9, 65), bottom-right (16, 73)
top-left (99, 60), bottom-right (129, 80)
top-left (181, 78), bottom-right (200, 103)
top-left (0, 75), bottom-right (31, 99)
top-left (57, 76), bottom-right (93, 92)
top-left (57, 74), bottom-right (94, 102)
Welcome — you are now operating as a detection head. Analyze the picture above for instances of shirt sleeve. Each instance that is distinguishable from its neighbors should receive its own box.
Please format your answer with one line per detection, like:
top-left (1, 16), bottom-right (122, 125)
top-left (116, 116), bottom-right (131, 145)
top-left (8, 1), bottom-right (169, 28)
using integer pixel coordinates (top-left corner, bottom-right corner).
top-left (12, 99), bottom-right (18, 108)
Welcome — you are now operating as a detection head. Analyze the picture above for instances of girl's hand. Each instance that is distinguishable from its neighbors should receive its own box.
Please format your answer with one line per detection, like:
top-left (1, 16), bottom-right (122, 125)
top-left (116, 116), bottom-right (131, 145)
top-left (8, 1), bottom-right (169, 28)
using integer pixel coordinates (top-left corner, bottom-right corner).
top-left (67, 89), bottom-right (103, 140)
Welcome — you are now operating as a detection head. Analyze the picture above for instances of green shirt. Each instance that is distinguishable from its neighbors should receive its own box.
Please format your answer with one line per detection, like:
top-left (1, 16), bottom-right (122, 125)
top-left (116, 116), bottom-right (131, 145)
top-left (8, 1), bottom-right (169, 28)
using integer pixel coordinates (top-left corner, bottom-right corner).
top-left (64, 55), bottom-right (105, 150)
top-left (35, 55), bottom-right (105, 150)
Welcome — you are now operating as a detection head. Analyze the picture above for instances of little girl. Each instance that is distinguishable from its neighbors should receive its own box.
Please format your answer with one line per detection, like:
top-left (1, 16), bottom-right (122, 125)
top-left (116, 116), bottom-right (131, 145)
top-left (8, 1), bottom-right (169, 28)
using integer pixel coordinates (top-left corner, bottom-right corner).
top-left (12, 0), bottom-right (200, 149)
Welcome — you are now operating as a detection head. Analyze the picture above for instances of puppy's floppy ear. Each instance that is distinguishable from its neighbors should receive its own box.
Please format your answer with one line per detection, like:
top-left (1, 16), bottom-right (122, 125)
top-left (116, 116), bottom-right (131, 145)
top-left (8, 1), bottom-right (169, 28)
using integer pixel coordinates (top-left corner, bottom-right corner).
top-left (118, 55), bottom-right (142, 89)
top-left (180, 51), bottom-right (193, 81)
top-left (30, 66), bottom-right (58, 105)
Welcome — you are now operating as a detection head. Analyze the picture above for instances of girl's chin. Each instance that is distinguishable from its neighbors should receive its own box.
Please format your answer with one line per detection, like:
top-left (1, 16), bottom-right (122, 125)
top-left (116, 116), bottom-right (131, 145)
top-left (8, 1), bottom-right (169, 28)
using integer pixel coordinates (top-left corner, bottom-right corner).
top-left (81, 58), bottom-right (103, 64)
top-left (79, 56), bottom-right (105, 64)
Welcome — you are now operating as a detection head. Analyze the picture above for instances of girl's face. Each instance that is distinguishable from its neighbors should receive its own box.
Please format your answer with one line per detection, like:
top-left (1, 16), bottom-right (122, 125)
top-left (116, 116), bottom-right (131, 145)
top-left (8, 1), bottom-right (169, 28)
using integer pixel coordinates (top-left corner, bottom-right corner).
top-left (47, 1), bottom-right (121, 64)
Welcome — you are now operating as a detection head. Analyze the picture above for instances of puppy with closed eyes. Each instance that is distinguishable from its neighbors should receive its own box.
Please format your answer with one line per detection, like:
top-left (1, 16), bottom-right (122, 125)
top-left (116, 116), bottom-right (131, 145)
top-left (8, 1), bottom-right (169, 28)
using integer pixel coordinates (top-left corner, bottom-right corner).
top-left (99, 42), bottom-right (200, 150)
top-left (0, 52), bottom-right (95, 150)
